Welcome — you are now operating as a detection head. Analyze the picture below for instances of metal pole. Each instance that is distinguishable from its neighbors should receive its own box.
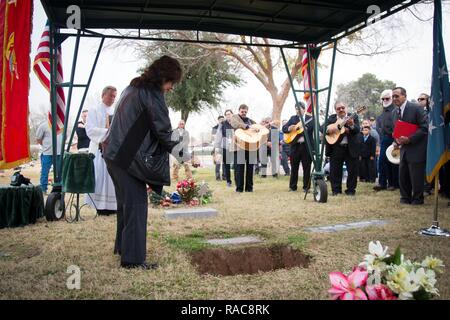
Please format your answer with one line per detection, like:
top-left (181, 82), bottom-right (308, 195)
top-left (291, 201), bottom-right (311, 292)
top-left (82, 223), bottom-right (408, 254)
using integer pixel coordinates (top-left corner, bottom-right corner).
top-left (60, 30), bottom-right (81, 164)
top-left (433, 177), bottom-right (439, 226)
top-left (306, 45), bottom-right (320, 172)
top-left (67, 37), bottom-right (105, 148)
top-left (419, 176), bottom-right (450, 237)
top-left (49, 22), bottom-right (59, 186)
top-left (279, 48), bottom-right (315, 164)
top-left (319, 41), bottom-right (338, 165)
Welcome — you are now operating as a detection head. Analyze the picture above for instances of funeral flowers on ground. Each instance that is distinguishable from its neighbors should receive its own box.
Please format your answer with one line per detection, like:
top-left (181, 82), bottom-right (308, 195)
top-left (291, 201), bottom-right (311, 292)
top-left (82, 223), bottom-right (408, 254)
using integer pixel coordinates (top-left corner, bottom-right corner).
top-left (148, 179), bottom-right (212, 207)
top-left (328, 241), bottom-right (444, 300)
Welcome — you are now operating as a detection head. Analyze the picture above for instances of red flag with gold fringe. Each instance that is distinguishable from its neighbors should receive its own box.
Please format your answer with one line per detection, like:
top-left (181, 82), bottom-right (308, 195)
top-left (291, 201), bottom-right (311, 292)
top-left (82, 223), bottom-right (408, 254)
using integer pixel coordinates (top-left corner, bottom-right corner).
top-left (0, 0), bottom-right (32, 169)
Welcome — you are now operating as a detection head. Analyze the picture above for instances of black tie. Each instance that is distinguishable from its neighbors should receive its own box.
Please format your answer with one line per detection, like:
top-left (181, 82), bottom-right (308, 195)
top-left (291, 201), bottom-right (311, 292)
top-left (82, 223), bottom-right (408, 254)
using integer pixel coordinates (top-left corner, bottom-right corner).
top-left (398, 107), bottom-right (401, 121)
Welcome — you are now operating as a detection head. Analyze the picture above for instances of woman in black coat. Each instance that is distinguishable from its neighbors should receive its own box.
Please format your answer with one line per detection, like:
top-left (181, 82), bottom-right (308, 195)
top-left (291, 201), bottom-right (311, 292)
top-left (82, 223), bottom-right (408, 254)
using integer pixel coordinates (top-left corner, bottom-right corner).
top-left (102, 55), bottom-right (182, 270)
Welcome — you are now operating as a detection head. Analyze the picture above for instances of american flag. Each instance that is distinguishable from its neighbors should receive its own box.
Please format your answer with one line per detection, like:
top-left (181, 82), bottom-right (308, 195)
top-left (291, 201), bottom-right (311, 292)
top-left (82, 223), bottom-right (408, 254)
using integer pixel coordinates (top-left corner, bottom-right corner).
top-left (301, 45), bottom-right (316, 117)
top-left (33, 22), bottom-right (65, 133)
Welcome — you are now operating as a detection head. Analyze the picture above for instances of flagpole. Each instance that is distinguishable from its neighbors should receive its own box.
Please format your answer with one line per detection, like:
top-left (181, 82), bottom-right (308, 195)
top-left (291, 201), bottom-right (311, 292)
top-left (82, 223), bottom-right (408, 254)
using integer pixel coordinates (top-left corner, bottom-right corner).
top-left (419, 178), bottom-right (450, 237)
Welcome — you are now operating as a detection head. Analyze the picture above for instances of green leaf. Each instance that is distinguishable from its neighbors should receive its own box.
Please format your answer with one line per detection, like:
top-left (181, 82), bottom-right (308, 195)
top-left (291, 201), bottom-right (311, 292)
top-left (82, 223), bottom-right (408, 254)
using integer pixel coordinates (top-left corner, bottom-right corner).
top-left (383, 246), bottom-right (402, 265)
top-left (393, 246), bottom-right (402, 265)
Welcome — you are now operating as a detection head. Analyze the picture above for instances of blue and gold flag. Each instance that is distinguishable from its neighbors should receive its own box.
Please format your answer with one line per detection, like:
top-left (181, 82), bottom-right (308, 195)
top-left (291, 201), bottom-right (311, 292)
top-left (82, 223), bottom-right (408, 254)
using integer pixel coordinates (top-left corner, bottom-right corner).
top-left (426, 0), bottom-right (450, 182)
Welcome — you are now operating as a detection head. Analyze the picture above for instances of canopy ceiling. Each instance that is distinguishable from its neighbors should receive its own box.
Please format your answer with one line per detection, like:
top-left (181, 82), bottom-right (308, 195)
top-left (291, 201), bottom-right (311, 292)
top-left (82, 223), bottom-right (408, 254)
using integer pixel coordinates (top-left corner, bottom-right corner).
top-left (41, 0), bottom-right (421, 44)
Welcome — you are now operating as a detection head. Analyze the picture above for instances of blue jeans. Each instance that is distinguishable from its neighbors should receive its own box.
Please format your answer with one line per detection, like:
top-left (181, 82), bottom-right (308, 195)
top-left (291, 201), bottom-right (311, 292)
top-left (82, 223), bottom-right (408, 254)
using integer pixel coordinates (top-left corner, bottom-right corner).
top-left (40, 154), bottom-right (62, 192)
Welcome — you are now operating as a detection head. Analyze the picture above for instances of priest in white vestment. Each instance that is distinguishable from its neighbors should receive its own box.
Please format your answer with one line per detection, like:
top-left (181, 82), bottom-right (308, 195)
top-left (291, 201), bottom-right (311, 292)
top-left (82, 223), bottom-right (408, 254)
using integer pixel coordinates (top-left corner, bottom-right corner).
top-left (85, 86), bottom-right (118, 215)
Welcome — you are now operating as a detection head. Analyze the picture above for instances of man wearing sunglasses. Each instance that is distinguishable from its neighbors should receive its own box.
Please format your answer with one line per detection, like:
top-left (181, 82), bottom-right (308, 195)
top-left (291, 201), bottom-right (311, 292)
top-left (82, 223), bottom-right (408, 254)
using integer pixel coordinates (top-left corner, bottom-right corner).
top-left (374, 89), bottom-right (399, 192)
top-left (325, 101), bottom-right (360, 196)
top-left (392, 87), bottom-right (428, 205)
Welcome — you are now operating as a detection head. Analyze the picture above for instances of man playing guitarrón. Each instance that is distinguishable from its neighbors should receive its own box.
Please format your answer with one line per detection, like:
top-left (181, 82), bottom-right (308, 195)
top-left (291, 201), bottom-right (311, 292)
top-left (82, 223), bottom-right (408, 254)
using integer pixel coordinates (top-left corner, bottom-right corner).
top-left (325, 101), bottom-right (361, 196)
top-left (230, 104), bottom-right (257, 193)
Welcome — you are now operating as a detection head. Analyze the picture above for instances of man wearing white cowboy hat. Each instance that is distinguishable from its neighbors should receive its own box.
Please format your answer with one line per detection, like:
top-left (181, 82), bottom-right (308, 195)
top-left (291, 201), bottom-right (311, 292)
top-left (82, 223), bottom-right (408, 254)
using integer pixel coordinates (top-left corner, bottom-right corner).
top-left (374, 89), bottom-right (399, 192)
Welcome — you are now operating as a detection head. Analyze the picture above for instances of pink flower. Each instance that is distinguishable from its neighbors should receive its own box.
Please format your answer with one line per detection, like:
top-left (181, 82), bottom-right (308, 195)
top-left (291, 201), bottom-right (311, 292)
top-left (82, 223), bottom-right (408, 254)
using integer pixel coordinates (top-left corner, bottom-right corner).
top-left (366, 284), bottom-right (397, 300)
top-left (328, 269), bottom-right (368, 300)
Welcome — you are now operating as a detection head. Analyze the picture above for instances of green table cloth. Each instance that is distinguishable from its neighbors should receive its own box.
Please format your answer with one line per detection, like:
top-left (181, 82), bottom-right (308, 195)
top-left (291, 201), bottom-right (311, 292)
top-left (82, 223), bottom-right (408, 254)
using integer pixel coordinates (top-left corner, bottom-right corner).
top-left (0, 185), bottom-right (44, 229)
top-left (62, 152), bottom-right (95, 194)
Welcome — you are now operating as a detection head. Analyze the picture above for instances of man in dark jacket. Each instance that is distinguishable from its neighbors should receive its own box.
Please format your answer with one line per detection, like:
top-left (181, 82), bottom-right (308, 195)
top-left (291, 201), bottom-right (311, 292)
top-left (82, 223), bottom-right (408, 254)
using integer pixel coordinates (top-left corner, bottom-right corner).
top-left (392, 87), bottom-right (428, 205)
top-left (230, 104), bottom-right (256, 193)
top-left (282, 102), bottom-right (314, 192)
top-left (374, 89), bottom-right (399, 191)
top-left (325, 101), bottom-right (360, 196)
top-left (75, 109), bottom-right (90, 149)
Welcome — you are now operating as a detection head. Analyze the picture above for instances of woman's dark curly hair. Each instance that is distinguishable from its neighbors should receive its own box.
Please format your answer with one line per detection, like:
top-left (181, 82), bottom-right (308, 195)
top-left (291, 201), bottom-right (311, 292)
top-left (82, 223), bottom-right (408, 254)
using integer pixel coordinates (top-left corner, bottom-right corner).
top-left (130, 55), bottom-right (182, 90)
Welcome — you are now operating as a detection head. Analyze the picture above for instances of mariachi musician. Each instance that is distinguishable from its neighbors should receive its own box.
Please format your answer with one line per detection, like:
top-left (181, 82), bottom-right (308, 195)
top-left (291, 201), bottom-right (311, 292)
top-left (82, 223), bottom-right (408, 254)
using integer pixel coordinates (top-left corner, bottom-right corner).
top-left (230, 104), bottom-right (256, 193)
top-left (282, 102), bottom-right (314, 192)
top-left (324, 101), bottom-right (360, 196)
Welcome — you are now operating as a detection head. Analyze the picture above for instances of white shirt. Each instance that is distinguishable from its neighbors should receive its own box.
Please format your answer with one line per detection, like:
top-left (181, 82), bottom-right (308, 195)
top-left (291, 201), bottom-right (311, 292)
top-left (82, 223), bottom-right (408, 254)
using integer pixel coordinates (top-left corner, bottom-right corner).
top-left (338, 115), bottom-right (349, 145)
top-left (399, 100), bottom-right (407, 119)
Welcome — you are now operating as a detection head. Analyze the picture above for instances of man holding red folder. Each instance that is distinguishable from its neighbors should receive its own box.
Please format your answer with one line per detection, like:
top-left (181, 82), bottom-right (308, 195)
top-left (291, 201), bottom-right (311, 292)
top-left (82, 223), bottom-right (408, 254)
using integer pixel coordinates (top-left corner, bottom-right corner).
top-left (392, 87), bottom-right (428, 205)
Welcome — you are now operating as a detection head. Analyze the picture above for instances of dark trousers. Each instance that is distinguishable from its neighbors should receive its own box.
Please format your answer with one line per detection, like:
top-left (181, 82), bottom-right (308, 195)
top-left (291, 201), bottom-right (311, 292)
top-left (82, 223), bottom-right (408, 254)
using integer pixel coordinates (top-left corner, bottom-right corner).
top-left (399, 158), bottom-right (425, 204)
top-left (105, 159), bottom-right (150, 265)
top-left (222, 148), bottom-right (232, 184)
top-left (234, 150), bottom-right (255, 192)
top-left (329, 145), bottom-right (358, 194)
top-left (281, 147), bottom-right (291, 175)
top-left (289, 142), bottom-right (311, 191)
top-left (359, 157), bottom-right (375, 182)
top-left (379, 136), bottom-right (399, 188)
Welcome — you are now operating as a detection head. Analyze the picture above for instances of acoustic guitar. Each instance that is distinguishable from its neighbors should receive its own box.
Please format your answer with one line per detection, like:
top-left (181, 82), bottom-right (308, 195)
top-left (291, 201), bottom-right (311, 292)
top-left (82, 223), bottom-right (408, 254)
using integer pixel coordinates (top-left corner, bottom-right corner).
top-left (325, 106), bottom-right (367, 145)
top-left (234, 124), bottom-right (269, 151)
top-left (283, 121), bottom-right (304, 144)
top-left (283, 117), bottom-right (315, 144)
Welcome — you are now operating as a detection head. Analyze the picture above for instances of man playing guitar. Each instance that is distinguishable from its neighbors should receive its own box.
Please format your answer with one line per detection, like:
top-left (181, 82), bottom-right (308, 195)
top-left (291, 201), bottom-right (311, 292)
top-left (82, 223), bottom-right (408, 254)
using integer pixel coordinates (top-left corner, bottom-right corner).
top-left (325, 101), bottom-right (360, 196)
top-left (282, 102), bottom-right (314, 192)
top-left (230, 104), bottom-right (257, 193)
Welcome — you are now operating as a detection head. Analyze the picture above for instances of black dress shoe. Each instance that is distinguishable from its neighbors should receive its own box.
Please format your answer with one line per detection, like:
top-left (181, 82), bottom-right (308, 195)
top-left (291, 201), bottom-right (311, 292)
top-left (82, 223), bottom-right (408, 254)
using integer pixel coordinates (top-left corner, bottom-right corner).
top-left (332, 192), bottom-right (341, 196)
top-left (289, 188), bottom-right (297, 192)
top-left (400, 199), bottom-right (411, 204)
top-left (387, 186), bottom-right (396, 191)
top-left (373, 185), bottom-right (387, 191)
top-left (411, 201), bottom-right (424, 205)
top-left (121, 262), bottom-right (159, 270)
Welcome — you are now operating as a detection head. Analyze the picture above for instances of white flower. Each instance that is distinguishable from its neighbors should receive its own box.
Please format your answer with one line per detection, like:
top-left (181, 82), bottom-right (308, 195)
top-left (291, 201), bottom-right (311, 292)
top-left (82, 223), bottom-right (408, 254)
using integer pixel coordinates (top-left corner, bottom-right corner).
top-left (414, 268), bottom-right (439, 295)
top-left (368, 241), bottom-right (389, 259)
top-left (421, 256), bottom-right (445, 273)
top-left (386, 265), bottom-right (420, 299)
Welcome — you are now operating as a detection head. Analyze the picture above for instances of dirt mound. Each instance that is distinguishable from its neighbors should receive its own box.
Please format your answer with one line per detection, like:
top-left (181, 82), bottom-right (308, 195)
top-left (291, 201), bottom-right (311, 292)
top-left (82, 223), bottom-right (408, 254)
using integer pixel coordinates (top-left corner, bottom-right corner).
top-left (190, 245), bottom-right (311, 276)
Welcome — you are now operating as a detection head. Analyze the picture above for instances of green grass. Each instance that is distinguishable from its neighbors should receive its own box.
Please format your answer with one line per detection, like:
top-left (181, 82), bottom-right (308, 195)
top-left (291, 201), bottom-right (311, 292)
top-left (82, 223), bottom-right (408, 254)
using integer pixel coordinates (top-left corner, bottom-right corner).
top-left (0, 165), bottom-right (449, 300)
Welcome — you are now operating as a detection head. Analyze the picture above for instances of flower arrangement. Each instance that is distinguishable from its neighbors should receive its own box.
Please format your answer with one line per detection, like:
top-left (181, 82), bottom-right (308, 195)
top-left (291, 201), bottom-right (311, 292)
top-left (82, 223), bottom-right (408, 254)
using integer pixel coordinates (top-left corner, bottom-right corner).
top-left (328, 241), bottom-right (444, 300)
top-left (177, 179), bottom-right (198, 203)
top-left (148, 180), bottom-right (212, 207)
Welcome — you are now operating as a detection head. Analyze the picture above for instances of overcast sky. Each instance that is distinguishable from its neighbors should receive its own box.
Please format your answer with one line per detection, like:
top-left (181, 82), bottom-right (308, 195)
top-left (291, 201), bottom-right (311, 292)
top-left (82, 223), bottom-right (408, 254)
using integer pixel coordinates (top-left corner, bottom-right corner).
top-left (29, 1), bottom-right (450, 141)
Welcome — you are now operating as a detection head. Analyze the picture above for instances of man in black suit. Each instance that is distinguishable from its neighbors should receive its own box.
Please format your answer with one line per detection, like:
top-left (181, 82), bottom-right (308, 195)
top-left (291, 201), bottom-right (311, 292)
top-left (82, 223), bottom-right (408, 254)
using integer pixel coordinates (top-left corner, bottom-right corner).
top-left (374, 90), bottom-right (399, 191)
top-left (392, 87), bottom-right (428, 205)
top-left (325, 101), bottom-right (360, 196)
top-left (282, 102), bottom-right (314, 192)
top-left (230, 104), bottom-right (257, 193)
